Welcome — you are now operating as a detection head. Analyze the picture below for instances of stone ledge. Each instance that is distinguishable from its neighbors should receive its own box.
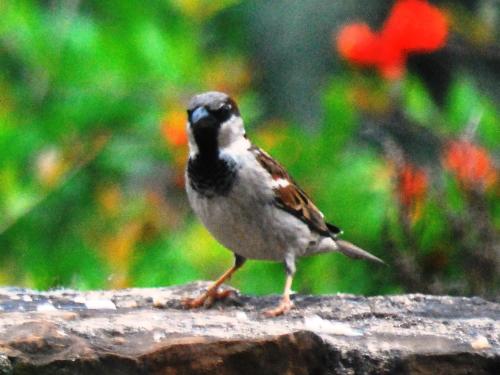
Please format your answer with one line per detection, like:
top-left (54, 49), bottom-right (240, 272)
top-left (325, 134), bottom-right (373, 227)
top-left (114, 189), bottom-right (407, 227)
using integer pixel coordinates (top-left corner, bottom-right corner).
top-left (0, 282), bottom-right (498, 374)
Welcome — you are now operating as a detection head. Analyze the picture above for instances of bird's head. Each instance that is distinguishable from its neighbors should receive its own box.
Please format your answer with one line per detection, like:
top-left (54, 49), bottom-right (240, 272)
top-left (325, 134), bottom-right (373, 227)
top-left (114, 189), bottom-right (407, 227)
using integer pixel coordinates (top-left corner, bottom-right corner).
top-left (186, 91), bottom-right (246, 157)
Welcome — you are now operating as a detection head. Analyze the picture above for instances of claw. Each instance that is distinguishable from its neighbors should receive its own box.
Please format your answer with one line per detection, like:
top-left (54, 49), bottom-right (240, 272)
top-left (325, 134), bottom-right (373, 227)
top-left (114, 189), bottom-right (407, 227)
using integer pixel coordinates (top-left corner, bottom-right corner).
top-left (182, 296), bottom-right (208, 309)
top-left (182, 258), bottom-right (244, 310)
top-left (263, 298), bottom-right (294, 317)
top-left (182, 289), bottom-right (235, 309)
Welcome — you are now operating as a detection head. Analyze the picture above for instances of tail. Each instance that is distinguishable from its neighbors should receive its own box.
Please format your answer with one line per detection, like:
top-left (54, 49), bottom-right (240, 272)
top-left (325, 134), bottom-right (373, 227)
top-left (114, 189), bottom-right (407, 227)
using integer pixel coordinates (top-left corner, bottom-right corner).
top-left (336, 239), bottom-right (384, 265)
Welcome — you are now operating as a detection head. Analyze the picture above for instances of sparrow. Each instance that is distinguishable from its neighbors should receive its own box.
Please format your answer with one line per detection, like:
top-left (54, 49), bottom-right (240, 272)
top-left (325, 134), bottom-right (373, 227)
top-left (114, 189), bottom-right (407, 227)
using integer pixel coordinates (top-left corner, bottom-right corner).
top-left (183, 91), bottom-right (383, 316)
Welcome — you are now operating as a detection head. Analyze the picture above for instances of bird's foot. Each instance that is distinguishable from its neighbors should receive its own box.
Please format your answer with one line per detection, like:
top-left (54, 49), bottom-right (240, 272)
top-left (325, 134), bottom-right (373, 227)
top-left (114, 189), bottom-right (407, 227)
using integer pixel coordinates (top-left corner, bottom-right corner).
top-left (182, 288), bottom-right (235, 309)
top-left (263, 298), bottom-right (293, 317)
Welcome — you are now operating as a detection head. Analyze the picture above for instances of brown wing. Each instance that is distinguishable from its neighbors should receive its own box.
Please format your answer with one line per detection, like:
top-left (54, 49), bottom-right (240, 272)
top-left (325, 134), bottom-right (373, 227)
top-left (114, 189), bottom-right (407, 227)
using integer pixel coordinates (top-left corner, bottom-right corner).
top-left (250, 145), bottom-right (341, 237)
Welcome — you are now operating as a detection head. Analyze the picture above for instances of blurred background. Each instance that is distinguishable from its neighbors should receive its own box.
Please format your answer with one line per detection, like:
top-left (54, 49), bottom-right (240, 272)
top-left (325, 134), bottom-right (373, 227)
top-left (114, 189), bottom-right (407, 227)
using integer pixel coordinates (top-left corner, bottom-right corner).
top-left (0, 0), bottom-right (498, 298)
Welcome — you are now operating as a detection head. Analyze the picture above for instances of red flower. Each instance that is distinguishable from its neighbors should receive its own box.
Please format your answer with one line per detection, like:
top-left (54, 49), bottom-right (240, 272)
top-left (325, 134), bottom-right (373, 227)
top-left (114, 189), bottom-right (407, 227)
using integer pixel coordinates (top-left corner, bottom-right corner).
top-left (376, 41), bottom-right (406, 80)
top-left (443, 140), bottom-right (496, 191)
top-left (336, 0), bottom-right (449, 79)
top-left (397, 163), bottom-right (428, 209)
top-left (382, 0), bottom-right (448, 53)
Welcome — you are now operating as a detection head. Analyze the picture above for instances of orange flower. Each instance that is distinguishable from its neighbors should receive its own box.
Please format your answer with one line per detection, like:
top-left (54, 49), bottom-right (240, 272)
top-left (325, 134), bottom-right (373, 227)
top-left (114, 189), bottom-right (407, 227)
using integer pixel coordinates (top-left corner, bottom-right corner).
top-left (161, 108), bottom-right (189, 190)
top-left (336, 0), bottom-right (449, 79)
top-left (443, 140), bottom-right (496, 191)
top-left (337, 23), bottom-right (380, 66)
top-left (161, 110), bottom-right (188, 148)
top-left (397, 162), bottom-right (428, 209)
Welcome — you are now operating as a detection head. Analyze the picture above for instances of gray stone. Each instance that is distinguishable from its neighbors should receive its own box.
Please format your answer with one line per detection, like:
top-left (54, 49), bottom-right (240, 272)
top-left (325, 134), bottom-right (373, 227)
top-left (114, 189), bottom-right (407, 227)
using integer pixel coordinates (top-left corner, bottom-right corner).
top-left (0, 282), bottom-right (498, 374)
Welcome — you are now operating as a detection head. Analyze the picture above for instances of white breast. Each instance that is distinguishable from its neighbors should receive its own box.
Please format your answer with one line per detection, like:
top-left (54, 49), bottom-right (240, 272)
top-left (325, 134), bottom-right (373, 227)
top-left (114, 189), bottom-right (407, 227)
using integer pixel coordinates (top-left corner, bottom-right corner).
top-left (186, 150), bottom-right (313, 261)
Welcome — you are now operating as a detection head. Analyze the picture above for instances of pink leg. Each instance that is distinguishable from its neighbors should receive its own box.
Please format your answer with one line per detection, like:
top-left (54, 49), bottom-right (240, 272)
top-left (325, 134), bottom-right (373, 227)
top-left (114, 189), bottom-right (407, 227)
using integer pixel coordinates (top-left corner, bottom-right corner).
top-left (263, 273), bottom-right (294, 317)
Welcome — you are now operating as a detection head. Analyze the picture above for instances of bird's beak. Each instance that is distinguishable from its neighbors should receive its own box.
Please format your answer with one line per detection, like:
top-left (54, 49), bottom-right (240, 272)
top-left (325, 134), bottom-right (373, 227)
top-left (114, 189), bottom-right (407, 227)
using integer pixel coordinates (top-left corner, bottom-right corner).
top-left (190, 106), bottom-right (210, 126)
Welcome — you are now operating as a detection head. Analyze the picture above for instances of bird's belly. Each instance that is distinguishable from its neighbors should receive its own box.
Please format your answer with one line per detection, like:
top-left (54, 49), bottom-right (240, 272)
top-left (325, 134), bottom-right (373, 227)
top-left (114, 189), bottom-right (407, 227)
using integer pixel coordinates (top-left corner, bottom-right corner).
top-left (188, 188), bottom-right (310, 261)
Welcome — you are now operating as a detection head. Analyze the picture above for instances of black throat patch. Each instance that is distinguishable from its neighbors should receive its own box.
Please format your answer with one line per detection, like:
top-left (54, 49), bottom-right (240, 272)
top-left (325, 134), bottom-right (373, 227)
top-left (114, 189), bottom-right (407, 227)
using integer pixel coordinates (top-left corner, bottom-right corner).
top-left (187, 153), bottom-right (238, 198)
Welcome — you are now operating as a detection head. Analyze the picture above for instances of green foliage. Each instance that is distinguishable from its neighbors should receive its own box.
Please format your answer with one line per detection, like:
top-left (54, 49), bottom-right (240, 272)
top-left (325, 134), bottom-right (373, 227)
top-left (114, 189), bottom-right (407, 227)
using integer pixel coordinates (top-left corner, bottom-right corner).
top-left (403, 76), bottom-right (439, 126)
top-left (0, 1), bottom-right (497, 298)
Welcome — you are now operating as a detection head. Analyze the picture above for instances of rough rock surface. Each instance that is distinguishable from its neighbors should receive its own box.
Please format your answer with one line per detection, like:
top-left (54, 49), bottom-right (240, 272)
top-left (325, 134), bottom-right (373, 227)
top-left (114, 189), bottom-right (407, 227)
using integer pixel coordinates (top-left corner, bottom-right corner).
top-left (0, 282), bottom-right (498, 374)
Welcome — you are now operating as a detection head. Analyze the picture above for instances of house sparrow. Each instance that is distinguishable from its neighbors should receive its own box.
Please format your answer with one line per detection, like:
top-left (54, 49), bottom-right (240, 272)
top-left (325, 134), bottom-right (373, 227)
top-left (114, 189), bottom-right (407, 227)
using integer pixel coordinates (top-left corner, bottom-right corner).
top-left (183, 91), bottom-right (383, 316)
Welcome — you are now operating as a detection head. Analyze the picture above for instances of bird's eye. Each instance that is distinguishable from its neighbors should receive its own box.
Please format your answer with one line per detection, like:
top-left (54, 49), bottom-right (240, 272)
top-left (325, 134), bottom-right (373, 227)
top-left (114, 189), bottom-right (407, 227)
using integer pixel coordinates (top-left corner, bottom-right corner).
top-left (213, 103), bottom-right (232, 122)
top-left (219, 104), bottom-right (231, 114)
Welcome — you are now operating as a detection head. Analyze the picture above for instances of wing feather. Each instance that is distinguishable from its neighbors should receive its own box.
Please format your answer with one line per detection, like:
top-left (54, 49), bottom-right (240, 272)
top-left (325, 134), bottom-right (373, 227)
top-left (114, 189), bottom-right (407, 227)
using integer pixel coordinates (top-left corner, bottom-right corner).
top-left (250, 145), bottom-right (341, 237)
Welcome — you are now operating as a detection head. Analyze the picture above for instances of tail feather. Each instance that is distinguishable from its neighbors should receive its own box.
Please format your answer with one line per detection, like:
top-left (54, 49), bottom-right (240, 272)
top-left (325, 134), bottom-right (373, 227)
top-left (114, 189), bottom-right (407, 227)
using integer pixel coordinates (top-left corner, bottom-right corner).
top-left (336, 239), bottom-right (384, 265)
